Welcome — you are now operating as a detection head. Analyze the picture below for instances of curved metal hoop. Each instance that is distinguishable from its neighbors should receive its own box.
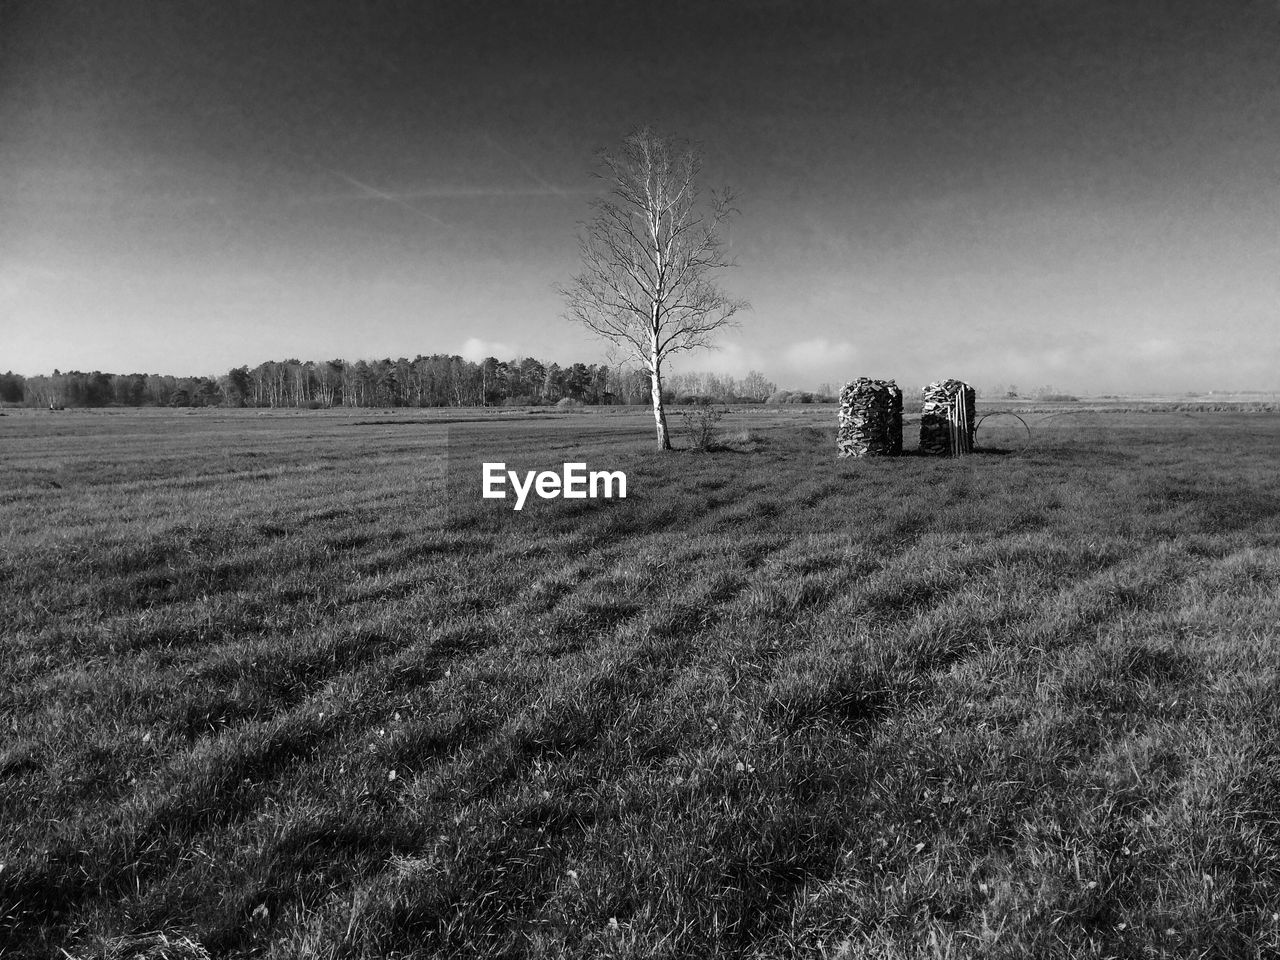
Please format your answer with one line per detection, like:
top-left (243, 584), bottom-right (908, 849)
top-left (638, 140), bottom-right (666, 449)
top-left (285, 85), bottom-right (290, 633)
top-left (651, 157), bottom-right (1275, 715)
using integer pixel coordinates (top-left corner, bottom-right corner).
top-left (974, 411), bottom-right (1032, 448)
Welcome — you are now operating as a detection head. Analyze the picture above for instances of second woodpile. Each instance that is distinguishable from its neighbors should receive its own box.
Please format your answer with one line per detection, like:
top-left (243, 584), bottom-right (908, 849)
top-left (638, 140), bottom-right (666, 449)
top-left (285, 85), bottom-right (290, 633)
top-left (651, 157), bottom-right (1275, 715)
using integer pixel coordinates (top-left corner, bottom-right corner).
top-left (920, 379), bottom-right (976, 456)
top-left (837, 378), bottom-right (903, 458)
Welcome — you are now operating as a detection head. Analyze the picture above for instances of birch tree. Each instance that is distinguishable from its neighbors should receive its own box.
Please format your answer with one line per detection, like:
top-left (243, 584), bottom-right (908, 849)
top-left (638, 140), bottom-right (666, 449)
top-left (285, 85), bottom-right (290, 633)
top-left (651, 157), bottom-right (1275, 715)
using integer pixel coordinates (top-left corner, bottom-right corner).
top-left (561, 127), bottom-right (747, 450)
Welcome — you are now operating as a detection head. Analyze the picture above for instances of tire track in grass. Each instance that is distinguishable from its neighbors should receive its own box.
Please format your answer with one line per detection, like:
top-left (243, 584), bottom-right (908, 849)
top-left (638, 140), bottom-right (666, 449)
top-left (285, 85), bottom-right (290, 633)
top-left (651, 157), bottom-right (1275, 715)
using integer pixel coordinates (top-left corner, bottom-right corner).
top-left (117, 624), bottom-right (559, 954)
top-left (750, 547), bottom-right (1225, 958)
top-left (531, 649), bottom-right (889, 957)
top-left (290, 667), bottom-right (644, 952)
top-left (70, 570), bottom-right (604, 957)
top-left (482, 542), bottom-right (900, 957)
top-left (511, 535), bottom-right (780, 658)
top-left (271, 564), bottom-right (773, 956)
top-left (1, 609), bottom-right (525, 953)
top-left (690, 541), bottom-right (1207, 956)
top-left (5, 532), bottom-right (545, 924)
top-left (67, 529), bottom-right (1162, 957)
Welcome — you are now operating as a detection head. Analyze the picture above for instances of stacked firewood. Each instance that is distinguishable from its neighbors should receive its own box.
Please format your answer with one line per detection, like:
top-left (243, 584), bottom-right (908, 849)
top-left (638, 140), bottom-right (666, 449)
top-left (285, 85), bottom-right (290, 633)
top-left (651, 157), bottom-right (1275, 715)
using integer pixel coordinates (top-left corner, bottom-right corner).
top-left (837, 378), bottom-right (903, 458)
top-left (920, 379), bottom-right (975, 456)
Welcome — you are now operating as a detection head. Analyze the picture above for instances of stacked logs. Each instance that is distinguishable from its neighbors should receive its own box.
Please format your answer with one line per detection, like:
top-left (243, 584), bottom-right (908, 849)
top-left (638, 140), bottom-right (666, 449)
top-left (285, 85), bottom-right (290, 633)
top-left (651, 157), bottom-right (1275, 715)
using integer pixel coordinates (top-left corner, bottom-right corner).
top-left (837, 378), bottom-right (903, 458)
top-left (920, 379), bottom-right (976, 456)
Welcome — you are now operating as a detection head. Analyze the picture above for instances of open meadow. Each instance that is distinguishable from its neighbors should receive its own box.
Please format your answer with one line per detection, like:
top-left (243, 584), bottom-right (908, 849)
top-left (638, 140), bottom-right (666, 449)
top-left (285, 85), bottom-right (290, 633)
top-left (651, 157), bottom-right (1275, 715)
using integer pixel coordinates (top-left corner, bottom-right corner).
top-left (2, 403), bottom-right (1280, 959)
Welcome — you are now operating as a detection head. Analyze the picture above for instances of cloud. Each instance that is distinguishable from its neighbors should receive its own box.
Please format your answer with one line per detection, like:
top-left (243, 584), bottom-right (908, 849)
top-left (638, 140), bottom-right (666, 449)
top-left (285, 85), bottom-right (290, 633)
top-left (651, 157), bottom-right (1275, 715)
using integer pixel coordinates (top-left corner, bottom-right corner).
top-left (459, 337), bottom-right (517, 362)
top-left (0, 263), bottom-right (65, 302)
top-left (1135, 338), bottom-right (1184, 360)
top-left (671, 340), bottom-right (769, 377)
top-left (783, 337), bottom-right (856, 370)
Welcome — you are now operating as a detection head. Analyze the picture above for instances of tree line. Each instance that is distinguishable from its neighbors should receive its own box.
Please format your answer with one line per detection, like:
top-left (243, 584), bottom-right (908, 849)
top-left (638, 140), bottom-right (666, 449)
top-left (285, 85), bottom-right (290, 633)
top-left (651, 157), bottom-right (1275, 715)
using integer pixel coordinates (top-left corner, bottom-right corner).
top-left (0, 357), bottom-right (778, 409)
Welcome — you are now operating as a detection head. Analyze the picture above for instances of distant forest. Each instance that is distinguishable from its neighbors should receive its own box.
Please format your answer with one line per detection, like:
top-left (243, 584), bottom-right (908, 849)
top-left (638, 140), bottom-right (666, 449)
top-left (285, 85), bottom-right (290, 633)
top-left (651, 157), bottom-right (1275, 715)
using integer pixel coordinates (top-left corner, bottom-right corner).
top-left (0, 357), bottom-right (779, 409)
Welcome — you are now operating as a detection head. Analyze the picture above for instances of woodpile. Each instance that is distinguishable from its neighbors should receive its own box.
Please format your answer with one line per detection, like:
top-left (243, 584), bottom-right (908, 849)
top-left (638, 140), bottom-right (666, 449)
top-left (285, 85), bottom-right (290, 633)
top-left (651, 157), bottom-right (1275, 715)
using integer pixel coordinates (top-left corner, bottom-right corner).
top-left (920, 379), bottom-right (975, 456)
top-left (837, 378), bottom-right (903, 458)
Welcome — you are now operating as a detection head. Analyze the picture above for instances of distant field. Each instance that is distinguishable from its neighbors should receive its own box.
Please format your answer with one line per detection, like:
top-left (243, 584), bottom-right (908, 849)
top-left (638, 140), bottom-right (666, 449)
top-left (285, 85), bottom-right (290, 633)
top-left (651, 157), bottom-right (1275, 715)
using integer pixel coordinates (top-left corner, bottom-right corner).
top-left (3, 406), bottom-right (1280, 958)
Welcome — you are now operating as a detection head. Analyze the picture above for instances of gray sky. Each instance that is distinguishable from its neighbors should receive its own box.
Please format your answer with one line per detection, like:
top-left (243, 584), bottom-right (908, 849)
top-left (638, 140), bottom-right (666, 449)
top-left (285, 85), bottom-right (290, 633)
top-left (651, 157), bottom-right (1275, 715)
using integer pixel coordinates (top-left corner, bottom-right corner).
top-left (2, 0), bottom-right (1277, 392)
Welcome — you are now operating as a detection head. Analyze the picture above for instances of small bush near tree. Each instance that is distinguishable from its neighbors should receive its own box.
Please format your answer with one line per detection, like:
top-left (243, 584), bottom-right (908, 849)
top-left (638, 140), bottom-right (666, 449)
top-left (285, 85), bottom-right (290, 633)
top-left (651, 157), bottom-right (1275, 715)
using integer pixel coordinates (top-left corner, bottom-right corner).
top-left (678, 405), bottom-right (729, 451)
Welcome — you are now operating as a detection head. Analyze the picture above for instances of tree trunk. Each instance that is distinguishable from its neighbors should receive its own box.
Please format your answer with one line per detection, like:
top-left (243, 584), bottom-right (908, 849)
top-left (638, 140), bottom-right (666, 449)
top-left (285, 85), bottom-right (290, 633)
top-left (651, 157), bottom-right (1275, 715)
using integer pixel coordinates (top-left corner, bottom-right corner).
top-left (649, 347), bottom-right (671, 450)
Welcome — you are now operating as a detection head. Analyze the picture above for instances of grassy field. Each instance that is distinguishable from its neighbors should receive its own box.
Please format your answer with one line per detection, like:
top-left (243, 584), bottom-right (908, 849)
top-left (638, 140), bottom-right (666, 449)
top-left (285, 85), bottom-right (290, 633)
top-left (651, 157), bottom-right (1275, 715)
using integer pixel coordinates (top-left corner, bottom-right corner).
top-left (2, 404), bottom-right (1280, 959)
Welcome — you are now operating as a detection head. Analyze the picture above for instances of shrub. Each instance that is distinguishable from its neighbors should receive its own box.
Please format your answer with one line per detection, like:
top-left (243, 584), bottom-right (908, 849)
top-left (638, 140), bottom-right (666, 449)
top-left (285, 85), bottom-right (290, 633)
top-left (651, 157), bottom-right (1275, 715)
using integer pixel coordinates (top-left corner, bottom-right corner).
top-left (767, 390), bottom-right (818, 404)
top-left (678, 405), bottom-right (728, 451)
top-left (555, 397), bottom-right (584, 409)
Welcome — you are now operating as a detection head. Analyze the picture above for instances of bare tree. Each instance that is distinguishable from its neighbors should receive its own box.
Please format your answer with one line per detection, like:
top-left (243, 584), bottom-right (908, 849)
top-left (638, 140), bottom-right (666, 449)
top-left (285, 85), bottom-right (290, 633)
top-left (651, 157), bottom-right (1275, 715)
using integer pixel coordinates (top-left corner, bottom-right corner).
top-left (561, 127), bottom-right (747, 449)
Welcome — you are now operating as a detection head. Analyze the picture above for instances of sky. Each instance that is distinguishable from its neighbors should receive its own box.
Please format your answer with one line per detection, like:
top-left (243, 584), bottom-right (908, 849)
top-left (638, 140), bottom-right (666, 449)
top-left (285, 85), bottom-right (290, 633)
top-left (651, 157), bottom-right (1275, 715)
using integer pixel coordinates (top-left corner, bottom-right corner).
top-left (2, 0), bottom-right (1278, 394)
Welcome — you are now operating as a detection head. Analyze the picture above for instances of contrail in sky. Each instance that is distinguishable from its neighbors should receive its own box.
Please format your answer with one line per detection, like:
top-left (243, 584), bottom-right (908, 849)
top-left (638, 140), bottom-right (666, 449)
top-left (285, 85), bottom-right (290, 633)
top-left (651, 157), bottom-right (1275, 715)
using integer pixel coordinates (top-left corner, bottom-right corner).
top-left (315, 165), bottom-right (453, 227)
top-left (481, 133), bottom-right (572, 199)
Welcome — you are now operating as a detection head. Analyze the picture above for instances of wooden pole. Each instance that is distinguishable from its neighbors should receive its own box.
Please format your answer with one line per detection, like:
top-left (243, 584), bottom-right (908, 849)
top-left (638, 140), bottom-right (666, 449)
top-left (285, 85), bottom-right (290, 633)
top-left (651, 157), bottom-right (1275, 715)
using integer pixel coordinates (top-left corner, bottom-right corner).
top-left (950, 391), bottom-right (959, 457)
top-left (951, 387), bottom-right (972, 457)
